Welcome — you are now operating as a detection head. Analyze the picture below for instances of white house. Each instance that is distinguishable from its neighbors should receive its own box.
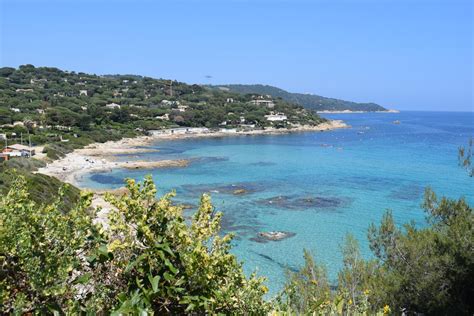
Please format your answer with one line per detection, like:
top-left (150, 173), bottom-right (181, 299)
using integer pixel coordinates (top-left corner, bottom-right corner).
top-left (155, 113), bottom-right (170, 121)
top-left (250, 99), bottom-right (275, 108)
top-left (11, 108), bottom-right (21, 113)
top-left (79, 90), bottom-right (88, 96)
top-left (265, 113), bottom-right (287, 121)
top-left (105, 103), bottom-right (121, 109)
top-left (177, 105), bottom-right (188, 112)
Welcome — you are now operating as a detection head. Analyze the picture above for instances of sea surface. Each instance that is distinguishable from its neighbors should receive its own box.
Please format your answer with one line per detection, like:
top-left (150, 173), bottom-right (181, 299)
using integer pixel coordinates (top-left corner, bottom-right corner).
top-left (77, 111), bottom-right (474, 294)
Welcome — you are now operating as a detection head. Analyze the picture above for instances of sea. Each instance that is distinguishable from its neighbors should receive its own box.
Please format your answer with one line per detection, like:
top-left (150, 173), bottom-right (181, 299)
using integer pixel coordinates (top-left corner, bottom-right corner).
top-left (76, 111), bottom-right (474, 295)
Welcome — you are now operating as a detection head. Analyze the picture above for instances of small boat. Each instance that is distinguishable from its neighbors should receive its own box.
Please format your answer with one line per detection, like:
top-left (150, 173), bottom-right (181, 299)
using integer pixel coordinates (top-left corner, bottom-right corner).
top-left (393, 120), bottom-right (401, 124)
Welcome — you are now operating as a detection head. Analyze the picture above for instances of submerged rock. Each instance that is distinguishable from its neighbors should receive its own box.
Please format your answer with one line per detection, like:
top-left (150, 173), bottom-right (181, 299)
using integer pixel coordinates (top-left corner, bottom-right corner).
top-left (250, 231), bottom-right (296, 243)
top-left (256, 195), bottom-right (349, 210)
top-left (233, 188), bottom-right (248, 195)
top-left (182, 181), bottom-right (265, 197)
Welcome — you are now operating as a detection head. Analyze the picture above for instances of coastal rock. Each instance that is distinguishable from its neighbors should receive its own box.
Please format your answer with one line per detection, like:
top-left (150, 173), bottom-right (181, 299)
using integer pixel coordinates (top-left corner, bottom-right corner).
top-left (120, 159), bottom-right (189, 169)
top-left (250, 231), bottom-right (296, 243)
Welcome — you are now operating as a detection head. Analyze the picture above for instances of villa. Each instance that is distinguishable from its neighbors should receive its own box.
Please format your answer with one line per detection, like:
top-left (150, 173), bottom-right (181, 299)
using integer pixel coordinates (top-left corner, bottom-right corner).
top-left (2, 144), bottom-right (35, 158)
top-left (265, 113), bottom-right (287, 121)
top-left (250, 99), bottom-right (275, 108)
top-left (105, 103), bottom-right (121, 109)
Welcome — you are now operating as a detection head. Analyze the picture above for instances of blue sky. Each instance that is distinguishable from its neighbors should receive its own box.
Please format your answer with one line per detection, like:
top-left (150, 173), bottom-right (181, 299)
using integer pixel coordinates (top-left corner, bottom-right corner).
top-left (1, 0), bottom-right (472, 111)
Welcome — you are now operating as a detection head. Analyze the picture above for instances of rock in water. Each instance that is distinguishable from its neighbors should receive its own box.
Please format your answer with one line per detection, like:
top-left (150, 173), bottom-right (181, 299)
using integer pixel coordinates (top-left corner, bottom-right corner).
top-left (250, 231), bottom-right (296, 243)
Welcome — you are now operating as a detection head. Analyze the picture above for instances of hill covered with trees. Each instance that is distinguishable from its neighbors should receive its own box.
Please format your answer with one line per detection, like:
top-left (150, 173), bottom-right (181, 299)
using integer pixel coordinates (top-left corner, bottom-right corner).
top-left (0, 65), bottom-right (325, 144)
top-left (213, 84), bottom-right (388, 112)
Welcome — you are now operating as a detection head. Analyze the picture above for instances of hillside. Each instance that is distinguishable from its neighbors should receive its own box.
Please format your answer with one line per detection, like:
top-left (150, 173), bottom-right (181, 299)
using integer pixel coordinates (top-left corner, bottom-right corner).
top-left (0, 65), bottom-right (326, 148)
top-left (213, 84), bottom-right (387, 112)
top-left (0, 66), bottom-right (325, 129)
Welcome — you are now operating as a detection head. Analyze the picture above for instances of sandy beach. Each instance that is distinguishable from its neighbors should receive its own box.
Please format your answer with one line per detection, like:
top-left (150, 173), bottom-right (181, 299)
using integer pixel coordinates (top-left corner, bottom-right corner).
top-left (36, 120), bottom-right (348, 187)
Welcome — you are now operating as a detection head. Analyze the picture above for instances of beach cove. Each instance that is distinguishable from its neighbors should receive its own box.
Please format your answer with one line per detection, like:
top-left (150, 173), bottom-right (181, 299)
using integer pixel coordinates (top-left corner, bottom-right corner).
top-left (38, 112), bottom-right (474, 294)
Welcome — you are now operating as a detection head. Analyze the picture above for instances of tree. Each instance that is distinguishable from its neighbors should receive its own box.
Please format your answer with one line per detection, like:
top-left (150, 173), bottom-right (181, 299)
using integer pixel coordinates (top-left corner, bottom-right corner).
top-left (367, 190), bottom-right (473, 315)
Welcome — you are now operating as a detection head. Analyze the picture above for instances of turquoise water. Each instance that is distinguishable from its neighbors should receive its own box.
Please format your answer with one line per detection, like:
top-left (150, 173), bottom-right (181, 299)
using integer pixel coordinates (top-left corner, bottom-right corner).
top-left (77, 111), bottom-right (474, 294)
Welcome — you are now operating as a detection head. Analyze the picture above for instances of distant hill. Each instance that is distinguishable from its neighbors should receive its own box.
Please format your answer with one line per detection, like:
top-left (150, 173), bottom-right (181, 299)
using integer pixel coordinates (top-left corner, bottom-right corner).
top-left (212, 84), bottom-right (387, 112)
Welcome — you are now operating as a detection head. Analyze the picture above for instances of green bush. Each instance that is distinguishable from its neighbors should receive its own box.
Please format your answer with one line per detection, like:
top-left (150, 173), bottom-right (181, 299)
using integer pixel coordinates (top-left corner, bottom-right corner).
top-left (0, 176), bottom-right (269, 314)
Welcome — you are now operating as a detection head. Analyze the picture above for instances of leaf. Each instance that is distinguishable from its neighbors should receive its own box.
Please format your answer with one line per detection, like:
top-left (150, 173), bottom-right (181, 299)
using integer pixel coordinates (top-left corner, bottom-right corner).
top-left (164, 258), bottom-right (178, 274)
top-left (125, 253), bottom-right (147, 273)
top-left (164, 271), bottom-right (174, 281)
top-left (74, 272), bottom-right (92, 284)
top-left (148, 274), bottom-right (161, 293)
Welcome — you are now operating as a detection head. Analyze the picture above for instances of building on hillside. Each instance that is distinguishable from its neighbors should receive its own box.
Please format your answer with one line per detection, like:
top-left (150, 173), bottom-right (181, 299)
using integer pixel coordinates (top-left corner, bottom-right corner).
top-left (250, 99), bottom-right (275, 108)
top-left (0, 133), bottom-right (6, 140)
top-left (150, 127), bottom-right (209, 136)
top-left (15, 88), bottom-right (34, 93)
top-left (79, 90), bottom-right (88, 96)
top-left (161, 100), bottom-right (180, 107)
top-left (11, 108), bottom-right (21, 113)
top-left (105, 103), bottom-right (121, 109)
top-left (155, 113), bottom-right (170, 121)
top-left (2, 144), bottom-right (35, 158)
top-left (226, 98), bottom-right (234, 103)
top-left (265, 113), bottom-right (287, 121)
top-left (177, 105), bottom-right (188, 112)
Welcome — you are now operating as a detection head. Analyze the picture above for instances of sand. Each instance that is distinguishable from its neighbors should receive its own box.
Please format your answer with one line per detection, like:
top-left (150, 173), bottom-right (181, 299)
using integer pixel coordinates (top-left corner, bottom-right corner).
top-left (36, 120), bottom-right (349, 187)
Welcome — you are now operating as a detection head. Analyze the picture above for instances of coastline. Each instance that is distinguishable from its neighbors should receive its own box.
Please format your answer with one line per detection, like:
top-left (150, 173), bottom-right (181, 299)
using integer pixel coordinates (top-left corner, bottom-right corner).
top-left (317, 109), bottom-right (399, 114)
top-left (36, 120), bottom-right (348, 188)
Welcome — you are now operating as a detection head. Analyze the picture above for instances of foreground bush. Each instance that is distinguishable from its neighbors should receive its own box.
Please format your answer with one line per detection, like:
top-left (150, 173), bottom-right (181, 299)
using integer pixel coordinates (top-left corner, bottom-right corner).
top-left (0, 176), bottom-right (268, 314)
top-left (0, 177), bottom-right (101, 313)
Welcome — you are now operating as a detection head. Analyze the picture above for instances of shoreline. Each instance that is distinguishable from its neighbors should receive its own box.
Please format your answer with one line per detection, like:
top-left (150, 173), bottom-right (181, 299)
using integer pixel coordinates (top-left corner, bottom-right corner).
top-left (317, 109), bottom-right (399, 114)
top-left (36, 120), bottom-right (349, 188)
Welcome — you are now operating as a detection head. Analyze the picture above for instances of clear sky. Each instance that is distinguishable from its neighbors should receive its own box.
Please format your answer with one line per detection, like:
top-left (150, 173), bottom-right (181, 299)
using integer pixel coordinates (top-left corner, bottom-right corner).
top-left (1, 0), bottom-right (472, 111)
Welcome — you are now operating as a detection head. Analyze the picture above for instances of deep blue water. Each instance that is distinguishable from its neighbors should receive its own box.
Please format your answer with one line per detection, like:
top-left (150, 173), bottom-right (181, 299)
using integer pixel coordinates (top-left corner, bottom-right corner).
top-left (77, 111), bottom-right (474, 294)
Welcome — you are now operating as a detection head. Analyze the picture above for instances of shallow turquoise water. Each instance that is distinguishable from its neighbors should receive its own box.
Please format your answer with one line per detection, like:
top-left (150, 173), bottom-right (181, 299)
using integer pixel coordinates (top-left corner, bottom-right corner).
top-left (77, 111), bottom-right (474, 294)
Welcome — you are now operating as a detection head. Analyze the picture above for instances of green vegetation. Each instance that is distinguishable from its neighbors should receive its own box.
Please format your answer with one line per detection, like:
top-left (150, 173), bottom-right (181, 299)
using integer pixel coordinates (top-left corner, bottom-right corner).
top-left (213, 84), bottom-right (388, 112)
top-left (0, 158), bottom-right (80, 210)
top-left (0, 65), bottom-right (471, 314)
top-left (0, 65), bottom-right (325, 205)
top-left (1, 174), bottom-right (472, 314)
top-left (1, 176), bottom-right (269, 314)
top-left (0, 65), bottom-right (325, 152)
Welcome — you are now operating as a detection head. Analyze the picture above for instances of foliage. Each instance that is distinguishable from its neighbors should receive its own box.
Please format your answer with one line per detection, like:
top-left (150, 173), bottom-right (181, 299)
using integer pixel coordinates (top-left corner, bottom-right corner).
top-left (0, 176), bottom-right (269, 314)
top-left (104, 176), bottom-right (269, 314)
top-left (0, 176), bottom-right (102, 313)
top-left (0, 160), bottom-right (80, 211)
top-left (367, 189), bottom-right (474, 315)
top-left (275, 242), bottom-right (388, 315)
top-left (0, 65), bottom-right (325, 151)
